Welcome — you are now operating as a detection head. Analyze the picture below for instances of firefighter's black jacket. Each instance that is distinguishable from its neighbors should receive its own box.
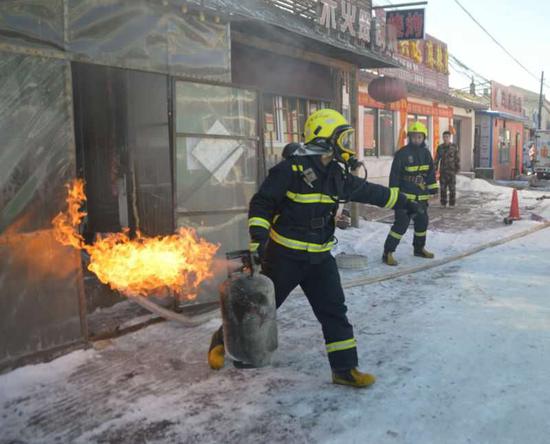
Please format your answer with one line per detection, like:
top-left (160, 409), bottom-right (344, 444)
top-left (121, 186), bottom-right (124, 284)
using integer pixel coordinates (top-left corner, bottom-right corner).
top-left (389, 142), bottom-right (439, 201)
top-left (248, 152), bottom-right (408, 262)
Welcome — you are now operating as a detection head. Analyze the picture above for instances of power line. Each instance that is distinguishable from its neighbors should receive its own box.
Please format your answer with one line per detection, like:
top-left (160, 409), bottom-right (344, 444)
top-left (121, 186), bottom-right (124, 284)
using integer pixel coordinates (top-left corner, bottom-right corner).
top-left (447, 56), bottom-right (489, 94)
top-left (448, 58), bottom-right (474, 79)
top-left (449, 54), bottom-right (488, 83)
top-left (452, 0), bottom-right (548, 89)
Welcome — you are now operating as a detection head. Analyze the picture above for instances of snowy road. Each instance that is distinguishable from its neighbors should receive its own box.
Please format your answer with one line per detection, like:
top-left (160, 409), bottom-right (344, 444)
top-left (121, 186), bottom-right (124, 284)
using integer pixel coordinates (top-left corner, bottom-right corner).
top-left (1, 226), bottom-right (550, 444)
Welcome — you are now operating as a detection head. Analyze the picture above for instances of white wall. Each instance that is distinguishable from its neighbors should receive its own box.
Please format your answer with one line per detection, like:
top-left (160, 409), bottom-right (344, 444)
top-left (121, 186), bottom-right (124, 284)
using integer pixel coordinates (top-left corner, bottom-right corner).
top-left (363, 156), bottom-right (393, 186)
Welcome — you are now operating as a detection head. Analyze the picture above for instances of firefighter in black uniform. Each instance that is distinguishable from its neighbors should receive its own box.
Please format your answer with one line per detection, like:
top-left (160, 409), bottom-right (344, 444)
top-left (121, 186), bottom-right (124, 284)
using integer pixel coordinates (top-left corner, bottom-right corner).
top-left (208, 109), bottom-right (420, 388)
top-left (382, 121), bottom-right (439, 266)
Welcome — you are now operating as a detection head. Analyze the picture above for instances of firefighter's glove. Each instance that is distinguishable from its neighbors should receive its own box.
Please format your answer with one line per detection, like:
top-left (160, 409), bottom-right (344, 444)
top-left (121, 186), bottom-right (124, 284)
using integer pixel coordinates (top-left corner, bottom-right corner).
top-left (249, 240), bottom-right (266, 265)
top-left (251, 250), bottom-right (262, 267)
top-left (405, 200), bottom-right (423, 218)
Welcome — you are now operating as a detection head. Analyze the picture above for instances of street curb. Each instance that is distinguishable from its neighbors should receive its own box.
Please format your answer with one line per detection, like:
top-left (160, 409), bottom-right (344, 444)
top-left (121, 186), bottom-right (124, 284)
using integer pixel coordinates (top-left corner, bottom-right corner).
top-left (341, 221), bottom-right (550, 290)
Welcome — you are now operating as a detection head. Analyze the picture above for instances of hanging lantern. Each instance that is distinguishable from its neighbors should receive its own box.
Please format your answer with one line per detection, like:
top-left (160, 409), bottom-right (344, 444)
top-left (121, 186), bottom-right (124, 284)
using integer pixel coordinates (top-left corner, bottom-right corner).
top-left (367, 77), bottom-right (407, 104)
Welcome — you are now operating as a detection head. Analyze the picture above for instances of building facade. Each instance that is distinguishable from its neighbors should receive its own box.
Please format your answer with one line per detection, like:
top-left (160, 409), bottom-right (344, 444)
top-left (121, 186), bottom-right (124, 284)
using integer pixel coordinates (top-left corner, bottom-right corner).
top-left (509, 84), bottom-right (550, 171)
top-left (357, 33), bottom-right (486, 186)
top-left (474, 82), bottom-right (527, 180)
top-left (0, 0), bottom-right (398, 369)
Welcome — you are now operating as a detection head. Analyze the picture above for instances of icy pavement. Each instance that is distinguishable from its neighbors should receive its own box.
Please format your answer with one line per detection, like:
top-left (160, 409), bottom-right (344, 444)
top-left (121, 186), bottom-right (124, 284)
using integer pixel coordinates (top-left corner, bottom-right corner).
top-left (1, 226), bottom-right (550, 443)
top-left (2, 176), bottom-right (550, 444)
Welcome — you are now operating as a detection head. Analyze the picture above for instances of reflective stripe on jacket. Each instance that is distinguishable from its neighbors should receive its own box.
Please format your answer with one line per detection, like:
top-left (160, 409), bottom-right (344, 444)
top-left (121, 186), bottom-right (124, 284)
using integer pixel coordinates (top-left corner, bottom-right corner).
top-left (389, 142), bottom-right (439, 201)
top-left (249, 151), bottom-right (408, 261)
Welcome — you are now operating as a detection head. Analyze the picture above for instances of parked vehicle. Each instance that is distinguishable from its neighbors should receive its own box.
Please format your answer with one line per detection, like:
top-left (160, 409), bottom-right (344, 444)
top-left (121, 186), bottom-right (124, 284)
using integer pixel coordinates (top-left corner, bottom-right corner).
top-left (534, 131), bottom-right (550, 179)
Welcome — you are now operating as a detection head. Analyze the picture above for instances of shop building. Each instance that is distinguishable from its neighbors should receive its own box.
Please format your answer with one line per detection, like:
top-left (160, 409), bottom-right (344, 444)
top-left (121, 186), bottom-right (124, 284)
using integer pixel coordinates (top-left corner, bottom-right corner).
top-left (474, 82), bottom-right (528, 179)
top-left (357, 34), bottom-right (487, 186)
top-left (0, 0), bottom-right (399, 369)
top-left (509, 85), bottom-right (550, 171)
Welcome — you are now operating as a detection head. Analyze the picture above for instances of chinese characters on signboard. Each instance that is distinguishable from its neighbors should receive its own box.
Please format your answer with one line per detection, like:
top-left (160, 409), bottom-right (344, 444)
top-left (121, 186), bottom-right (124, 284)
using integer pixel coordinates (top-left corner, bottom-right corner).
top-left (386, 9), bottom-right (425, 40)
top-left (491, 81), bottom-right (523, 116)
top-left (317, 1), bottom-right (373, 45)
top-left (380, 34), bottom-right (449, 92)
top-left (396, 39), bottom-right (449, 74)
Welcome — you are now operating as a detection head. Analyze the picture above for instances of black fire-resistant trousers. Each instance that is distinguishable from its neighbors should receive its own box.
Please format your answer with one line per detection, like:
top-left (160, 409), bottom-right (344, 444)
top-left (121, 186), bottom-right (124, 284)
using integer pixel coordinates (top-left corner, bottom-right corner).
top-left (216, 248), bottom-right (358, 371)
top-left (261, 249), bottom-right (357, 370)
top-left (383, 201), bottom-right (429, 253)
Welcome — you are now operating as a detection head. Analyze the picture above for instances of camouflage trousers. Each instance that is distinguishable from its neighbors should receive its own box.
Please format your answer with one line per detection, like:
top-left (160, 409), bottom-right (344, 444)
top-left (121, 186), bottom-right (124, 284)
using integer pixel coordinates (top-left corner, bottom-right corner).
top-left (440, 173), bottom-right (456, 206)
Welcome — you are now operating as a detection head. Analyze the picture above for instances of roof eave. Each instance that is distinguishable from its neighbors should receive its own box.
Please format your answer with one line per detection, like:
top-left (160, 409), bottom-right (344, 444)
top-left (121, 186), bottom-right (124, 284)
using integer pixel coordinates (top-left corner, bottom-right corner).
top-left (192, 0), bottom-right (399, 69)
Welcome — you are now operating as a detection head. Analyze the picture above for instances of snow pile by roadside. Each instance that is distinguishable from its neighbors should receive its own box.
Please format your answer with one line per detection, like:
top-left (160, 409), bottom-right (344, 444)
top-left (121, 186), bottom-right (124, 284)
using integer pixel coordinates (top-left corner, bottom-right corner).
top-left (456, 174), bottom-right (505, 193)
top-left (333, 175), bottom-right (549, 277)
top-left (455, 175), bottom-right (550, 219)
top-left (0, 350), bottom-right (93, 399)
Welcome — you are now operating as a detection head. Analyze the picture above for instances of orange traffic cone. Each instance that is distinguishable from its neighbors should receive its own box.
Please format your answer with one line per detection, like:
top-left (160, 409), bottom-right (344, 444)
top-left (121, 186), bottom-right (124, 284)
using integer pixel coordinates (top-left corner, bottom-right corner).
top-left (504, 189), bottom-right (521, 225)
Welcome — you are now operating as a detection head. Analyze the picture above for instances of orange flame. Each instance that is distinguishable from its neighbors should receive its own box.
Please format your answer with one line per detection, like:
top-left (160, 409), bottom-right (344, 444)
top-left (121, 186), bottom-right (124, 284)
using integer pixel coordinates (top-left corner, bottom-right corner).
top-left (52, 180), bottom-right (86, 250)
top-left (52, 179), bottom-right (219, 299)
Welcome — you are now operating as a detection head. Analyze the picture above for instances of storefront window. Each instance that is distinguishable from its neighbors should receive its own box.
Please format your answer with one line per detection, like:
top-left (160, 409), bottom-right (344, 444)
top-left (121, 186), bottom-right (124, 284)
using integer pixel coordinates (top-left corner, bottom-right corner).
top-left (407, 114), bottom-right (429, 130)
top-left (176, 82), bottom-right (256, 138)
top-left (363, 108), bottom-right (396, 157)
top-left (363, 108), bottom-right (377, 157)
top-left (379, 110), bottom-right (395, 156)
top-left (263, 94), bottom-right (331, 169)
top-left (174, 80), bottom-right (258, 253)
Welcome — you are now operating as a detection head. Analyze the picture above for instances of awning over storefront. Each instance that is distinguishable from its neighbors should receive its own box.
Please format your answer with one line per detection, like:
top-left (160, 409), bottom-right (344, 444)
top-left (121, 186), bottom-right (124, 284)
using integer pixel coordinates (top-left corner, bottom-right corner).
top-left (183, 0), bottom-right (399, 68)
top-left (406, 82), bottom-right (489, 111)
top-left (478, 110), bottom-right (530, 123)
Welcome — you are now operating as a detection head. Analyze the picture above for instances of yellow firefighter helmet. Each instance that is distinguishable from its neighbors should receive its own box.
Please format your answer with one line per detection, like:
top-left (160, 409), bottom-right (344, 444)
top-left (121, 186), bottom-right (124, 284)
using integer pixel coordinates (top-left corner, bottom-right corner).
top-left (303, 109), bottom-right (355, 161)
top-left (407, 121), bottom-right (428, 137)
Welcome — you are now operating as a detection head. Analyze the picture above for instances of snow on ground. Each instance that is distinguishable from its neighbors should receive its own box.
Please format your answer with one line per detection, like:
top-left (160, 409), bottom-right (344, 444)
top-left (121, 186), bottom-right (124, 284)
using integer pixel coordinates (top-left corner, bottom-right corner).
top-left (333, 175), bottom-right (550, 281)
top-left (1, 225), bottom-right (549, 444)
top-left (1, 176), bottom-right (550, 444)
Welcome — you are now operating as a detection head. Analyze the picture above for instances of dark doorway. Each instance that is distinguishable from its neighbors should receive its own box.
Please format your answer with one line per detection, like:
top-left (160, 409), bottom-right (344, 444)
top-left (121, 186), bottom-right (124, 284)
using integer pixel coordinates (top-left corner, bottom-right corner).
top-left (72, 63), bottom-right (173, 238)
top-left (72, 63), bottom-right (173, 331)
top-left (474, 125), bottom-right (481, 168)
top-left (513, 132), bottom-right (521, 178)
top-left (453, 118), bottom-right (462, 149)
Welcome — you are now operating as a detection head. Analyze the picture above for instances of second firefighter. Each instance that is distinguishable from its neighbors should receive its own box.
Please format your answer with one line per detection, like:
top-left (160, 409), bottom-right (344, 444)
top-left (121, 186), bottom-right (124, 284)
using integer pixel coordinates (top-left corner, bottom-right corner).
top-left (383, 122), bottom-right (439, 266)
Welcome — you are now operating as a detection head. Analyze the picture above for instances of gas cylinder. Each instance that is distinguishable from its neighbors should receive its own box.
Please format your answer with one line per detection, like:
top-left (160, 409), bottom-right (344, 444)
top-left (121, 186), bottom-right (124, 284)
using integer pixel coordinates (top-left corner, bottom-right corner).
top-left (219, 250), bottom-right (277, 367)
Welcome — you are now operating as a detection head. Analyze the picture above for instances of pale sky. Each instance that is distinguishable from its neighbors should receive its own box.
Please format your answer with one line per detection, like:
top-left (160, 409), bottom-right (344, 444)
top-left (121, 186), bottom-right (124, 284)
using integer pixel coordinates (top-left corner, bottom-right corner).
top-left (377, 0), bottom-right (550, 95)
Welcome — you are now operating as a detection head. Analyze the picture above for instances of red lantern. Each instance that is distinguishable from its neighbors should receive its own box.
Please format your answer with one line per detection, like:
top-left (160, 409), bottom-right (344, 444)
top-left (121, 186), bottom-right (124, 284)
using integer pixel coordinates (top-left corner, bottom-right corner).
top-left (367, 77), bottom-right (407, 103)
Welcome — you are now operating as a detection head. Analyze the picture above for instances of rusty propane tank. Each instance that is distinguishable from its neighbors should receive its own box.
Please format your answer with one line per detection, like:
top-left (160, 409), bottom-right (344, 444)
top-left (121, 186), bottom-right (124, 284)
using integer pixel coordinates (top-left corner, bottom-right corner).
top-left (219, 250), bottom-right (277, 367)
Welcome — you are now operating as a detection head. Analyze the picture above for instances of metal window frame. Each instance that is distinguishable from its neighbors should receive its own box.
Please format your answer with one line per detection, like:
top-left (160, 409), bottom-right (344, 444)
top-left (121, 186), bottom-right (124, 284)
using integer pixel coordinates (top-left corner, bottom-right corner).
top-left (378, 108), bottom-right (396, 157)
top-left (362, 106), bottom-right (379, 157)
top-left (170, 75), bottom-right (262, 219)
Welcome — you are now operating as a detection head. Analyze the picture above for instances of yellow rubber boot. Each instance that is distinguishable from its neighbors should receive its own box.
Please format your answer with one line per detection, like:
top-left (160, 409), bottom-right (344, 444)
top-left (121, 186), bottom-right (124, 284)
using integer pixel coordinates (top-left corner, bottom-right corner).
top-left (414, 248), bottom-right (434, 259)
top-left (382, 251), bottom-right (398, 266)
top-left (332, 368), bottom-right (376, 388)
top-left (208, 330), bottom-right (225, 370)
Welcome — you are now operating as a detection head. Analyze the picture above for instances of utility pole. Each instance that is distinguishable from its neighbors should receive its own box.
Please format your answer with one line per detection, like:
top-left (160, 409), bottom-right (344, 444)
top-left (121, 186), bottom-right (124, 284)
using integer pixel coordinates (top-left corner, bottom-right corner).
top-left (538, 71), bottom-right (544, 130)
